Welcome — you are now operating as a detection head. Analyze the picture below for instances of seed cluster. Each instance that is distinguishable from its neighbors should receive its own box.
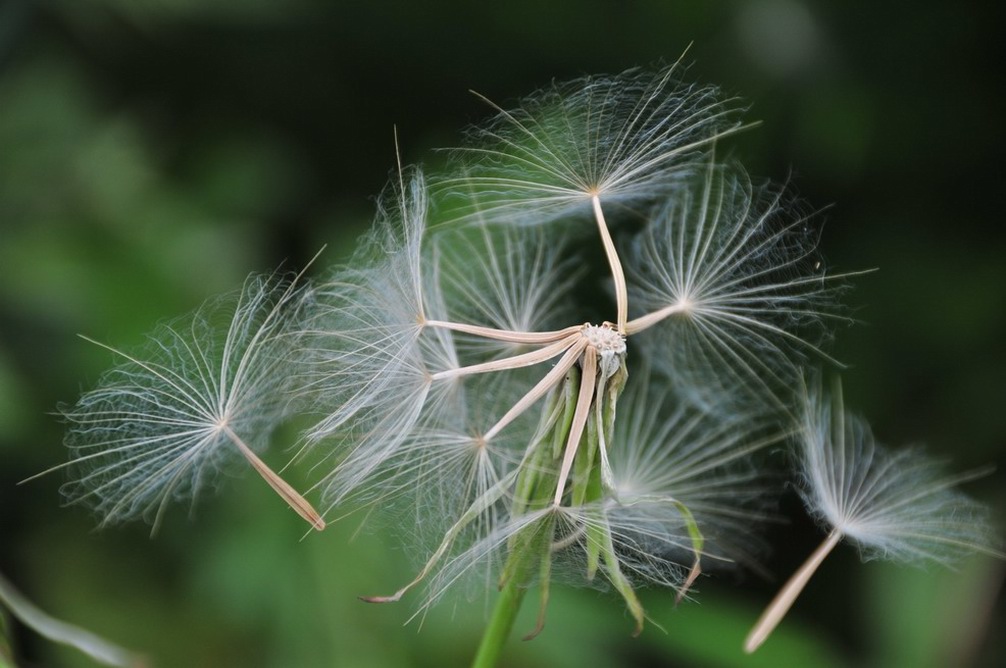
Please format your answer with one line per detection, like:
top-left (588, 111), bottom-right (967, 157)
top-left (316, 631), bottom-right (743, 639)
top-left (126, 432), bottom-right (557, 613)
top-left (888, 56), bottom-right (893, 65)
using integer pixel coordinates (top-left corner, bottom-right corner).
top-left (52, 64), bottom-right (1001, 656)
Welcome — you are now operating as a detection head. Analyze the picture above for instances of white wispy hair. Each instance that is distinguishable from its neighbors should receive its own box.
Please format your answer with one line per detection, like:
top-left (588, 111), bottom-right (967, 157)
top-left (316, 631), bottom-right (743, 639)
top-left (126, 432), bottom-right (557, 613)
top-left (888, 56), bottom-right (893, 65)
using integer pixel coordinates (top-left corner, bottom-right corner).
top-left (624, 159), bottom-right (853, 415)
top-left (384, 366), bottom-right (784, 630)
top-left (438, 61), bottom-right (747, 229)
top-left (303, 169), bottom-right (582, 516)
top-left (745, 379), bottom-right (1002, 653)
top-left (609, 368), bottom-right (782, 569)
top-left (300, 170), bottom-right (456, 507)
top-left (54, 272), bottom-right (322, 531)
top-left (799, 380), bottom-right (1001, 563)
top-left (434, 222), bottom-right (583, 360)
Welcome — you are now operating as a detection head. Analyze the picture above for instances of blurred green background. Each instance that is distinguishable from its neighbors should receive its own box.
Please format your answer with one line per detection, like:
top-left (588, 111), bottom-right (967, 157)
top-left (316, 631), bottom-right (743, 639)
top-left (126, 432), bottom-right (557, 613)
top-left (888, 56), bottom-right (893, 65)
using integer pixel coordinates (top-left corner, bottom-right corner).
top-left (1, 1), bottom-right (1003, 666)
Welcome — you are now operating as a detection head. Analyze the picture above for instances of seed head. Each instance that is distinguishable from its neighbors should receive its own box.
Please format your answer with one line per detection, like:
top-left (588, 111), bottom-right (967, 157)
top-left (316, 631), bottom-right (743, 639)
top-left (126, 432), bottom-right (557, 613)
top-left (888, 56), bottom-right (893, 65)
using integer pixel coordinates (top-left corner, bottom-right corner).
top-left (56, 272), bottom-right (321, 531)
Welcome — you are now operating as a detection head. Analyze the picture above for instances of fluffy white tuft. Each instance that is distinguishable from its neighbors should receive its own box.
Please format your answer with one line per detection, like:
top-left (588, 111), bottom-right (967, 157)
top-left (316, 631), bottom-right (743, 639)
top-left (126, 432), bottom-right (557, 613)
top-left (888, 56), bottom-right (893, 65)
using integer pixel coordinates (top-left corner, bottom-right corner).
top-left (59, 272), bottom-right (308, 528)
top-left (609, 368), bottom-right (782, 568)
top-left (799, 380), bottom-right (1002, 563)
top-left (299, 170), bottom-right (458, 508)
top-left (438, 63), bottom-right (746, 228)
top-left (626, 159), bottom-right (851, 416)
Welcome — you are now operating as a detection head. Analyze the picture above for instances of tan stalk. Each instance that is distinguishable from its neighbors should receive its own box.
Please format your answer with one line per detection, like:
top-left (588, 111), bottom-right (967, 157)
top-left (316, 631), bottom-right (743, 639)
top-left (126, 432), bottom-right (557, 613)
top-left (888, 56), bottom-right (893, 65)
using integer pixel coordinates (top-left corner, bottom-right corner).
top-left (552, 346), bottom-right (598, 505)
top-left (223, 425), bottom-right (325, 531)
top-left (484, 339), bottom-right (588, 441)
top-left (425, 320), bottom-right (583, 344)
top-left (430, 334), bottom-right (580, 381)
top-left (624, 301), bottom-right (692, 335)
top-left (591, 196), bottom-right (628, 334)
top-left (744, 528), bottom-right (844, 653)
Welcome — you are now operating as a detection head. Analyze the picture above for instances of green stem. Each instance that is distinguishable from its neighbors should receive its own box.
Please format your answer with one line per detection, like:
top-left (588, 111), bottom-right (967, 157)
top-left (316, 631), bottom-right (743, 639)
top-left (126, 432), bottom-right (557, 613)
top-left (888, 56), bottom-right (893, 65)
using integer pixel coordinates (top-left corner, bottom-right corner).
top-left (474, 374), bottom-right (576, 667)
top-left (471, 579), bottom-right (527, 668)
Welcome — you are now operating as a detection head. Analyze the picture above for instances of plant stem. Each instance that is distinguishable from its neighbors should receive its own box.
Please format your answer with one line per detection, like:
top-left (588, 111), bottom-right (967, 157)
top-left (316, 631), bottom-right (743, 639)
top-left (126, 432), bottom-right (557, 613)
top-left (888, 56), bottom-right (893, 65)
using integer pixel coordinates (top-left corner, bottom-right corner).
top-left (471, 579), bottom-right (527, 668)
top-left (473, 374), bottom-right (577, 667)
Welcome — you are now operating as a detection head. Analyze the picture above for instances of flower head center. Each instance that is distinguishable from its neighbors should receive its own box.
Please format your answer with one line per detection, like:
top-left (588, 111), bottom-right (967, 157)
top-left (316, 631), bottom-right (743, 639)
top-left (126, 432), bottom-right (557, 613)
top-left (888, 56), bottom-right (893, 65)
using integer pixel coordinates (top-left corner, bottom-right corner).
top-left (581, 323), bottom-right (626, 356)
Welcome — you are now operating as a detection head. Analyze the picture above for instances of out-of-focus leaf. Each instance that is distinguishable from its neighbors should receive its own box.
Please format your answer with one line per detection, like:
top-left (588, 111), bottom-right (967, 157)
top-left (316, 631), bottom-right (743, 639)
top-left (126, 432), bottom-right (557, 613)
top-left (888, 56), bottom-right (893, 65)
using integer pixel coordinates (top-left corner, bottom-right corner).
top-left (0, 571), bottom-right (143, 667)
top-left (0, 608), bottom-right (14, 667)
top-left (638, 587), bottom-right (845, 668)
top-left (866, 557), bottom-right (1006, 668)
top-left (0, 351), bottom-right (30, 440)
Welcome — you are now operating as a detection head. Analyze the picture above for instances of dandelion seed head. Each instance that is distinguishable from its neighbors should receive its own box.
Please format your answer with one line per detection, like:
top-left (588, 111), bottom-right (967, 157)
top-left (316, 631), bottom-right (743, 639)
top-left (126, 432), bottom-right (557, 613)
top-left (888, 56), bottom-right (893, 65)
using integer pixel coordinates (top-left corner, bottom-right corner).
top-left (55, 63), bottom-right (1000, 646)
top-left (581, 324), bottom-right (626, 355)
top-left (581, 323), bottom-right (626, 380)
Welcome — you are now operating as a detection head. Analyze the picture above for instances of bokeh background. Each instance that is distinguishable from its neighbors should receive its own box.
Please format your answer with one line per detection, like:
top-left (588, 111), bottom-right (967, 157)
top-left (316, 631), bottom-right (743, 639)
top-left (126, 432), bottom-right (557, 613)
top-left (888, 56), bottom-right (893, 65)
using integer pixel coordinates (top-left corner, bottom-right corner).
top-left (2, 1), bottom-right (1004, 666)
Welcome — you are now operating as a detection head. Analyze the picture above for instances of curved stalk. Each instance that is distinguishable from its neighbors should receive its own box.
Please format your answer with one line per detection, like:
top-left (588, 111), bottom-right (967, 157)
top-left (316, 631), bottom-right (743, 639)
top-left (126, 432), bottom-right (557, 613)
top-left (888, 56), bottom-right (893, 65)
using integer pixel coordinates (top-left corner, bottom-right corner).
top-left (592, 196), bottom-right (628, 334)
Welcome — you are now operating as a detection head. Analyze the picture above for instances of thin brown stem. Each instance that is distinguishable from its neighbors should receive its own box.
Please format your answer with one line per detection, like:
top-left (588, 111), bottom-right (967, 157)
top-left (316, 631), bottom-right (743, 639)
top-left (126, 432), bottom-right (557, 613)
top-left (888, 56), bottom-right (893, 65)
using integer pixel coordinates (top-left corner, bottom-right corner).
top-left (224, 425), bottom-right (325, 531)
top-left (624, 301), bottom-right (691, 335)
top-left (484, 339), bottom-right (588, 441)
top-left (592, 196), bottom-right (628, 334)
top-left (744, 528), bottom-right (843, 653)
top-left (430, 334), bottom-right (580, 381)
top-left (425, 320), bottom-right (583, 344)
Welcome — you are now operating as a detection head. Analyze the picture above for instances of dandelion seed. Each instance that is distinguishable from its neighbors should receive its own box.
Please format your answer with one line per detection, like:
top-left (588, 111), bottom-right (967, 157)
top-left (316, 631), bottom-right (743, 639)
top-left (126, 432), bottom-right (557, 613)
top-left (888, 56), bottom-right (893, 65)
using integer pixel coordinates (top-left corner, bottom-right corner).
top-left (744, 379), bottom-right (1004, 653)
top-left (625, 158), bottom-right (857, 416)
top-left (51, 272), bottom-right (323, 532)
top-left (440, 61), bottom-right (748, 229)
top-left (301, 170), bottom-right (455, 508)
top-left (609, 368), bottom-right (782, 573)
top-left (440, 62), bottom-right (750, 334)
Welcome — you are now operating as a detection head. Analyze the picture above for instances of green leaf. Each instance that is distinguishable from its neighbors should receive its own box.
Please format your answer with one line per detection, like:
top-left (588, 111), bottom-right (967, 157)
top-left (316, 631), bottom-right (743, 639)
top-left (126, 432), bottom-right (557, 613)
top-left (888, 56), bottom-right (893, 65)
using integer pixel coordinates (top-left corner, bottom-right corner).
top-left (0, 571), bottom-right (143, 667)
